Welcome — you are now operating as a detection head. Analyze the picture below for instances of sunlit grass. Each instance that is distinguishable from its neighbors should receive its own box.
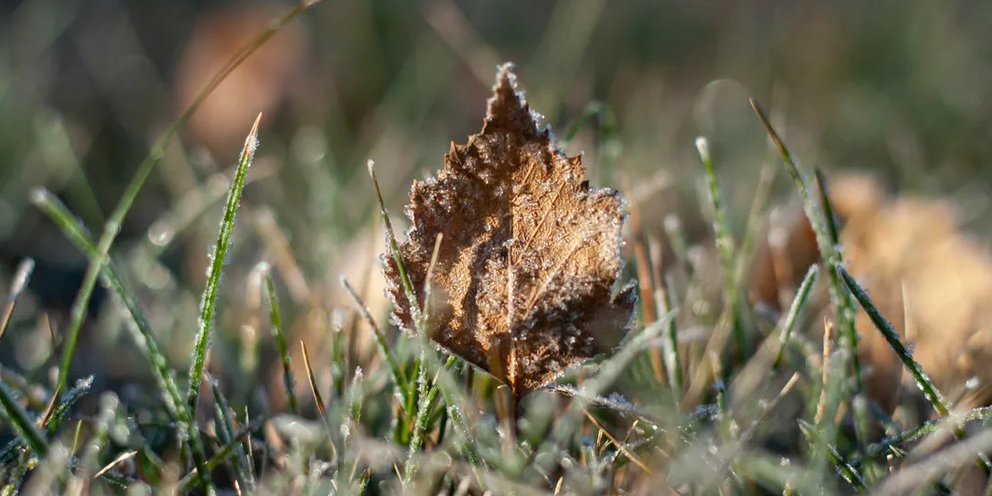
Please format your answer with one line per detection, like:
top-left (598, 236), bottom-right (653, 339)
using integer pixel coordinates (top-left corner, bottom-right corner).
top-left (4, 3), bottom-right (992, 495)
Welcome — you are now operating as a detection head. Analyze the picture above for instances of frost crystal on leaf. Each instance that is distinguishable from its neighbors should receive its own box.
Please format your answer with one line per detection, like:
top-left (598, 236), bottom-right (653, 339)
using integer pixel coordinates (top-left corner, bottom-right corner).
top-left (383, 63), bottom-right (637, 397)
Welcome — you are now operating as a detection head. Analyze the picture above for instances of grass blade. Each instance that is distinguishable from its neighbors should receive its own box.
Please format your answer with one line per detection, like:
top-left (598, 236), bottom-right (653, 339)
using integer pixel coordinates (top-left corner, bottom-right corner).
top-left (67, 394), bottom-right (119, 494)
top-left (300, 341), bottom-right (326, 418)
top-left (341, 277), bottom-right (408, 397)
top-left (405, 233), bottom-right (445, 483)
top-left (837, 265), bottom-right (948, 416)
top-left (186, 114), bottom-right (261, 417)
top-left (32, 188), bottom-right (213, 489)
top-left (799, 419), bottom-right (866, 492)
top-left (178, 414), bottom-right (267, 493)
top-left (0, 382), bottom-right (47, 458)
top-left (261, 265), bottom-right (298, 415)
top-left (0, 258), bottom-right (34, 343)
top-left (42, 376), bottom-right (93, 433)
top-left (209, 377), bottom-right (254, 491)
top-left (92, 450), bottom-right (137, 480)
top-left (773, 264), bottom-right (818, 369)
top-left (32, 189), bottom-right (184, 417)
top-left (695, 136), bottom-right (746, 358)
top-left (367, 160), bottom-right (422, 325)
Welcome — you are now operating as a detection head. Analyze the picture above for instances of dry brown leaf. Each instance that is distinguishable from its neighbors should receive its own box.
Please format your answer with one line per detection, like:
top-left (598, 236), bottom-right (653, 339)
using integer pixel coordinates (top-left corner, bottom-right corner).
top-left (384, 64), bottom-right (636, 397)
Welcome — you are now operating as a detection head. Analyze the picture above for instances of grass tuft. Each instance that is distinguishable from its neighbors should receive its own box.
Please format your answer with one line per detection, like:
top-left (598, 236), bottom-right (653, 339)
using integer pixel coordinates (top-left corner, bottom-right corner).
top-left (750, 97), bottom-right (868, 442)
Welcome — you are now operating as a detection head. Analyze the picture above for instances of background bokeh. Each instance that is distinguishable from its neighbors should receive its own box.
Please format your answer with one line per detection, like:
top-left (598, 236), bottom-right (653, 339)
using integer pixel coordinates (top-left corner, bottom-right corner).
top-left (3, 0), bottom-right (992, 394)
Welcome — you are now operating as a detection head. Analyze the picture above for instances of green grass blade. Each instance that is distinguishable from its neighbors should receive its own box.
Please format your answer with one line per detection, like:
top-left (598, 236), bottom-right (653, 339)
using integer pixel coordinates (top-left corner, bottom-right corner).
top-left (799, 419), bottom-right (866, 492)
top-left (404, 348), bottom-right (431, 483)
top-left (341, 277), bottom-right (408, 397)
top-left (43, 376), bottom-right (93, 434)
top-left (367, 160), bottom-right (422, 324)
top-left (0, 382), bottom-right (47, 458)
top-left (837, 265), bottom-right (949, 417)
top-left (814, 169), bottom-right (841, 248)
top-left (695, 136), bottom-right (746, 357)
top-left (32, 189), bottom-right (184, 418)
top-left (32, 188), bottom-right (213, 490)
top-left (696, 137), bottom-right (735, 273)
top-left (262, 266), bottom-right (298, 415)
top-left (864, 406), bottom-right (992, 460)
top-left (656, 274), bottom-right (683, 401)
top-left (773, 264), bottom-right (819, 369)
top-left (209, 377), bottom-right (254, 491)
top-left (186, 114), bottom-right (261, 418)
top-left (750, 98), bottom-right (867, 447)
top-left (178, 414), bottom-right (267, 493)
top-left (365, 163), bottom-right (478, 473)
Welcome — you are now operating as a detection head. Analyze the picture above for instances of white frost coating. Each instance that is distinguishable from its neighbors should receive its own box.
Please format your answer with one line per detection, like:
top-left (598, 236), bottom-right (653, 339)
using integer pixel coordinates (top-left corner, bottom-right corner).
top-left (28, 187), bottom-right (49, 206)
top-left (10, 258), bottom-right (35, 296)
top-left (694, 136), bottom-right (711, 162)
top-left (606, 391), bottom-right (634, 410)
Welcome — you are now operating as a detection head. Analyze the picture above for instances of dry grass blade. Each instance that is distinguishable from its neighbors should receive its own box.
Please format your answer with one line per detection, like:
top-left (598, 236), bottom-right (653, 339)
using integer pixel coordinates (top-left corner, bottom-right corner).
top-left (583, 409), bottom-right (653, 475)
top-left (38, 384), bottom-right (62, 429)
top-left (300, 341), bottom-right (326, 418)
top-left (255, 208), bottom-right (312, 304)
top-left (646, 235), bottom-right (683, 403)
top-left (92, 450), bottom-right (137, 480)
top-left (815, 318), bottom-right (834, 425)
top-left (628, 197), bottom-right (665, 386)
top-left (0, 258), bottom-right (33, 342)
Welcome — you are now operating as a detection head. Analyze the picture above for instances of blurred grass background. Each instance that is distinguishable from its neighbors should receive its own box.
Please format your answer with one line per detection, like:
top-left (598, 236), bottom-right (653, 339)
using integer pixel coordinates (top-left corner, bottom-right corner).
top-left (3, 0), bottom-right (992, 419)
